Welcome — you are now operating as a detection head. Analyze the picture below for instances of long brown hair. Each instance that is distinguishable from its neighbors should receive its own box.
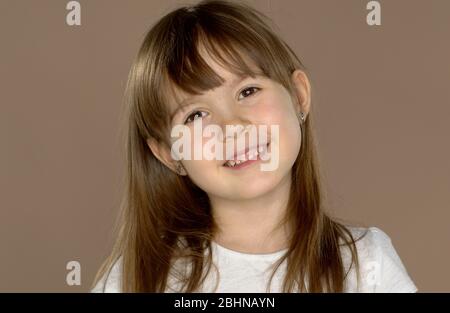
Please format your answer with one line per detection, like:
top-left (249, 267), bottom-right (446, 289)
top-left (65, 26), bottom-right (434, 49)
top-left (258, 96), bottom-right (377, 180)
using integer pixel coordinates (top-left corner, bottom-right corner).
top-left (92, 0), bottom-right (367, 292)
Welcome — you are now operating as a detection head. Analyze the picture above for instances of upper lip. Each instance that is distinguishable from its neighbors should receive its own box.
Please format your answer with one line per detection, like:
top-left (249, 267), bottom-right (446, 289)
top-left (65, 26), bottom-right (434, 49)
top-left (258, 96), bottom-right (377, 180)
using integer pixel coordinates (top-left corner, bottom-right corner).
top-left (222, 141), bottom-right (270, 165)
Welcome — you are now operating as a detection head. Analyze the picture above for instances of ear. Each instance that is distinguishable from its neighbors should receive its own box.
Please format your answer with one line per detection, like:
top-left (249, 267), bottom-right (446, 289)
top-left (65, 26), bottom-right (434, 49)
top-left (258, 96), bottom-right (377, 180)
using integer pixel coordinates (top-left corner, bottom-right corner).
top-left (291, 69), bottom-right (312, 117)
top-left (146, 137), bottom-right (187, 176)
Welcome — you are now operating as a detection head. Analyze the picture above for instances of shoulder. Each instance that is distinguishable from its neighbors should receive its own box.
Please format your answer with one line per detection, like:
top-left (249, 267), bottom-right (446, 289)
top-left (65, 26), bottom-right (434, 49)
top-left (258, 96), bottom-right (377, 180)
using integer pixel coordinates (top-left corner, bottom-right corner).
top-left (90, 256), bottom-right (123, 293)
top-left (343, 226), bottom-right (418, 293)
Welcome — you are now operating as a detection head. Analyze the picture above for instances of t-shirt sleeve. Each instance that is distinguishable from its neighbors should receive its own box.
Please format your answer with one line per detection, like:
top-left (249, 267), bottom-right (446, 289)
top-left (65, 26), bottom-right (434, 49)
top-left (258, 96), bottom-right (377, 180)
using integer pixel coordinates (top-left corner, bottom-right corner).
top-left (367, 227), bottom-right (418, 293)
top-left (90, 256), bottom-right (122, 293)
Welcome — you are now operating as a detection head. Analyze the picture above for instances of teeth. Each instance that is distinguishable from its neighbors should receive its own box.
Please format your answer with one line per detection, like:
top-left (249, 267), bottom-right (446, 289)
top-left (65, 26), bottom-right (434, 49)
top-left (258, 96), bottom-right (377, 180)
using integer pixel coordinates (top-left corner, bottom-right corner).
top-left (247, 149), bottom-right (257, 160)
top-left (224, 148), bottom-right (260, 167)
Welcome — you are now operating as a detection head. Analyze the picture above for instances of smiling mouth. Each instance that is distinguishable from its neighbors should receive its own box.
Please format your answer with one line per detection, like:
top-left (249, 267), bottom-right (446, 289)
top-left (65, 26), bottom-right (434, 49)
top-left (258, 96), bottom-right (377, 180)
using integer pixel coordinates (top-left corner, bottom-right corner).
top-left (222, 142), bottom-right (270, 168)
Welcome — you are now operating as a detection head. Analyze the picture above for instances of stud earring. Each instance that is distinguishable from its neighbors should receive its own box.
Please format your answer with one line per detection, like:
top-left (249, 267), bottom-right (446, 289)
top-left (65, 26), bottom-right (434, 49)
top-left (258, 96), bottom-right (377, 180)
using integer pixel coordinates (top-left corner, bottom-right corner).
top-left (298, 111), bottom-right (305, 124)
top-left (175, 162), bottom-right (184, 175)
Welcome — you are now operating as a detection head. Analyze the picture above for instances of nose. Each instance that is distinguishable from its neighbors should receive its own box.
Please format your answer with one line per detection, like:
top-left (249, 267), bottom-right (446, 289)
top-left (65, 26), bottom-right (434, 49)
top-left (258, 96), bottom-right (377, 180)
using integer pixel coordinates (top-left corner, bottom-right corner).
top-left (220, 116), bottom-right (253, 143)
top-left (217, 104), bottom-right (252, 140)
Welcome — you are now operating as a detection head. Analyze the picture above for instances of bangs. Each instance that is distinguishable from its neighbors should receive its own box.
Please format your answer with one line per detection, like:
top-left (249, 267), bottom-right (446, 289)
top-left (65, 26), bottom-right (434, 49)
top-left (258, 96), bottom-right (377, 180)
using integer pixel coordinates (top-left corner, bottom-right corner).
top-left (159, 3), bottom-right (300, 114)
top-left (164, 27), bottom-right (263, 96)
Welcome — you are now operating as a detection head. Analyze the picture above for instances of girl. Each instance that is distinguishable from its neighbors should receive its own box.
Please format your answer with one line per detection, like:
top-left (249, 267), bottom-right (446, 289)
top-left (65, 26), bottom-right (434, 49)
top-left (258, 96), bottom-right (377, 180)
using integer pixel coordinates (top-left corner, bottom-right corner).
top-left (91, 0), bottom-right (417, 293)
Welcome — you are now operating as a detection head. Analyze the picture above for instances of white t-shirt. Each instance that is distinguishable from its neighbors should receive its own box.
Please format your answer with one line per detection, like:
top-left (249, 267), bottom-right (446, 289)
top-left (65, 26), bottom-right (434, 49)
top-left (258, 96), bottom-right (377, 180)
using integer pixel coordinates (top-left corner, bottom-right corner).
top-left (91, 226), bottom-right (418, 293)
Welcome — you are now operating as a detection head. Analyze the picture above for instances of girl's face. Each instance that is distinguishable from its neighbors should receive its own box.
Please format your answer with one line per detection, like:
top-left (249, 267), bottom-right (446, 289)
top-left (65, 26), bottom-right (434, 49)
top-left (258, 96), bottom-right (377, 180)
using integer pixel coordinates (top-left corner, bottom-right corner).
top-left (150, 55), bottom-right (310, 201)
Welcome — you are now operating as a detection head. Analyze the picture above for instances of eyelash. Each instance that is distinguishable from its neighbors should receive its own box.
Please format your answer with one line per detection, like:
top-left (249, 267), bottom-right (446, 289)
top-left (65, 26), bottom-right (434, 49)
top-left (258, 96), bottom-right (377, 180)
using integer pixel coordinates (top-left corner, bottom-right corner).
top-left (183, 86), bottom-right (261, 124)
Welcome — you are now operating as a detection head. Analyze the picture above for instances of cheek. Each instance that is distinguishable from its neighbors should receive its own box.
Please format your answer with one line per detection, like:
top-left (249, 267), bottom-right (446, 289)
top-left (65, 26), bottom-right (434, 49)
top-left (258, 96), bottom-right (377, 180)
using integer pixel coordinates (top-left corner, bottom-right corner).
top-left (254, 91), bottom-right (296, 124)
top-left (254, 92), bottom-right (300, 134)
top-left (255, 93), bottom-right (302, 161)
top-left (182, 158), bottom-right (223, 194)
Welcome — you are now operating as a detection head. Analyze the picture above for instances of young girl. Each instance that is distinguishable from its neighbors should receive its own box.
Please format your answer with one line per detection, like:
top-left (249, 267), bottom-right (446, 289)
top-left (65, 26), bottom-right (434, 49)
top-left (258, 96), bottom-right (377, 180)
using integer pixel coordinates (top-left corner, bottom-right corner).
top-left (91, 0), bottom-right (417, 293)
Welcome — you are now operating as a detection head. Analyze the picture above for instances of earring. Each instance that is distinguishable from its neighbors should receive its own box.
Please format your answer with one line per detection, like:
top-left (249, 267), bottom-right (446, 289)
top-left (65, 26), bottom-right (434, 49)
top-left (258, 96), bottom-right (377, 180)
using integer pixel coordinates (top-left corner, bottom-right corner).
top-left (175, 162), bottom-right (184, 175)
top-left (298, 111), bottom-right (305, 124)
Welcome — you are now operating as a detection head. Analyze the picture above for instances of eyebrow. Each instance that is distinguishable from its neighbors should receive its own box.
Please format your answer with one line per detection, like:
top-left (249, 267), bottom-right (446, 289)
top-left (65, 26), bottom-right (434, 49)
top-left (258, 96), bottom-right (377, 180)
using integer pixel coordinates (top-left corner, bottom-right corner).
top-left (169, 74), bottom-right (252, 122)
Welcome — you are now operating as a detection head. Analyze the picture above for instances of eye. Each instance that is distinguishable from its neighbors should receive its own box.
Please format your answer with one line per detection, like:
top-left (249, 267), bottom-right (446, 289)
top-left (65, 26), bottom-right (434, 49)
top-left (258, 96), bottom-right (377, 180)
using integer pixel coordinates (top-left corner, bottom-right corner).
top-left (238, 86), bottom-right (260, 100)
top-left (184, 110), bottom-right (208, 124)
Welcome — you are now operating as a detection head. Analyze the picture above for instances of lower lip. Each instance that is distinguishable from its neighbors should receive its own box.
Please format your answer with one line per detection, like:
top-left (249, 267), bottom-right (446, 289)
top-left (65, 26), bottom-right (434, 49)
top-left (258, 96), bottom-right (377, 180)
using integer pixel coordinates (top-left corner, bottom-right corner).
top-left (223, 143), bottom-right (270, 171)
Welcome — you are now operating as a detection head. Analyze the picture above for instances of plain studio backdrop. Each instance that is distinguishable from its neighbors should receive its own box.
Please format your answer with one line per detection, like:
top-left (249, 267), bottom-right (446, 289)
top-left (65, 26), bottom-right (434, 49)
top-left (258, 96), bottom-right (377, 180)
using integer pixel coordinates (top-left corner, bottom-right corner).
top-left (0, 0), bottom-right (449, 292)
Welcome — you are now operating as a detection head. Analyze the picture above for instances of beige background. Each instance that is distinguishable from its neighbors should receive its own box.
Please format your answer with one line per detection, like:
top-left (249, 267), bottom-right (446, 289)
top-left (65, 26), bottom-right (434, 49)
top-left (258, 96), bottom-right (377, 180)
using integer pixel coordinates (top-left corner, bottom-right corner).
top-left (1, 0), bottom-right (449, 292)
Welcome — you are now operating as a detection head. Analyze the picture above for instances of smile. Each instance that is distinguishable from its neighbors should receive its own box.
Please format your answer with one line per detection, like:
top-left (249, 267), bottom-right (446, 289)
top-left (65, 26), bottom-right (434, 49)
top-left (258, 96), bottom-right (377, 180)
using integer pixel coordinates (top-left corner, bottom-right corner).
top-left (222, 142), bottom-right (270, 169)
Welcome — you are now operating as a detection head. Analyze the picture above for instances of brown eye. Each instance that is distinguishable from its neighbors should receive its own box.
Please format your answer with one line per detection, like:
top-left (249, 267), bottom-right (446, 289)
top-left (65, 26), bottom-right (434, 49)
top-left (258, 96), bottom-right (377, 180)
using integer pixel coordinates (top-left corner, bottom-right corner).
top-left (238, 86), bottom-right (260, 100)
top-left (184, 110), bottom-right (208, 124)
